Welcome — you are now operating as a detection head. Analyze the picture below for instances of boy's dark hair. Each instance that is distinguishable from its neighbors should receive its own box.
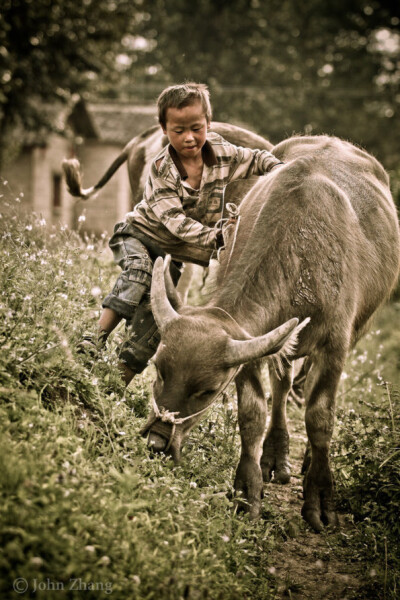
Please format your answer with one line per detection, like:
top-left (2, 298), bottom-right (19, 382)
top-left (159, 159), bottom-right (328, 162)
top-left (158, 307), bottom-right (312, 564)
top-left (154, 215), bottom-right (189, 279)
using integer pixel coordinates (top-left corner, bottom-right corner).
top-left (157, 82), bottom-right (212, 128)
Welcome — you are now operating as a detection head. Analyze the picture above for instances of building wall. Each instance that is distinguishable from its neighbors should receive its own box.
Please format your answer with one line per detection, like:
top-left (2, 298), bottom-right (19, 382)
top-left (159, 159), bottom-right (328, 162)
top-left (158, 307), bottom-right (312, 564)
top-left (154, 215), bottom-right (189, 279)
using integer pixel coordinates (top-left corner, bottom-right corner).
top-left (1, 148), bottom-right (34, 211)
top-left (0, 134), bottom-right (74, 227)
top-left (31, 134), bottom-right (73, 226)
top-left (1, 135), bottom-right (132, 236)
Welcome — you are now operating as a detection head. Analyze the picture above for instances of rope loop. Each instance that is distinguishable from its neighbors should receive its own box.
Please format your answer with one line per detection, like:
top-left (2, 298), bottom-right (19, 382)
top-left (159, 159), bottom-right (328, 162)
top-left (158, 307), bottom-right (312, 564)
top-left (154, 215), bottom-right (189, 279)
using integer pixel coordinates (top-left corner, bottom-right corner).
top-left (141, 366), bottom-right (243, 449)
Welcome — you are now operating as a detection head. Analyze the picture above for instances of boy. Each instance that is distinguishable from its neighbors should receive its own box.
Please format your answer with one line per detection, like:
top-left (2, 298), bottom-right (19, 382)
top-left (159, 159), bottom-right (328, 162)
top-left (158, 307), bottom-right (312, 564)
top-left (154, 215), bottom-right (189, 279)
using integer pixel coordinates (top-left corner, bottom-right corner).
top-left (81, 82), bottom-right (283, 385)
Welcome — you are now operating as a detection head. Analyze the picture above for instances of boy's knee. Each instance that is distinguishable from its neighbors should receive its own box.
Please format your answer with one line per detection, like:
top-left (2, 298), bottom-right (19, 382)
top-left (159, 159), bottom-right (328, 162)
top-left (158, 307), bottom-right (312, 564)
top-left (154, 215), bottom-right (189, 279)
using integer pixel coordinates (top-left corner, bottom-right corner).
top-left (120, 252), bottom-right (153, 282)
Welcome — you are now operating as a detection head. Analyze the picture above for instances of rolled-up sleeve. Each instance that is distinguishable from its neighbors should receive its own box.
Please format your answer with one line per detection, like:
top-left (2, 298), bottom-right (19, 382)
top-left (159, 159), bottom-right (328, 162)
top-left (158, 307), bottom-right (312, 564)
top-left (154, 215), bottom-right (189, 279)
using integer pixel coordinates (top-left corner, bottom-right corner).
top-left (228, 145), bottom-right (282, 181)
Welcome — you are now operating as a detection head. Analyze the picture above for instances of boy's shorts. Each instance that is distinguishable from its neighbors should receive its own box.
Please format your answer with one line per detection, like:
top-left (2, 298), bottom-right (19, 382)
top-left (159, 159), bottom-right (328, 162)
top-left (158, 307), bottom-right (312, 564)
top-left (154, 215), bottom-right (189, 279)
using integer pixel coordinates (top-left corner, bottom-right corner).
top-left (102, 221), bottom-right (181, 373)
top-left (102, 222), bottom-right (153, 320)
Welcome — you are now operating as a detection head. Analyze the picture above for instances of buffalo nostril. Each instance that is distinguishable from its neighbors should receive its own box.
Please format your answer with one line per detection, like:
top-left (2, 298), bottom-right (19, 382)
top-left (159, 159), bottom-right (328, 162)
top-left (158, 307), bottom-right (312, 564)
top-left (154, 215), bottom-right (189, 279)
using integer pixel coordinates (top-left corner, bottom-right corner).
top-left (147, 432), bottom-right (168, 453)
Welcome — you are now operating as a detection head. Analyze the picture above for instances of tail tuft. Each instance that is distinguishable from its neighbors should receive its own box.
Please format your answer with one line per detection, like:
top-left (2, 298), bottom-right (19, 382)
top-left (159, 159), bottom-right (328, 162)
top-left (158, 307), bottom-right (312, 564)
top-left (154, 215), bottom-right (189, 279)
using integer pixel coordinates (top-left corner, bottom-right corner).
top-left (62, 159), bottom-right (95, 199)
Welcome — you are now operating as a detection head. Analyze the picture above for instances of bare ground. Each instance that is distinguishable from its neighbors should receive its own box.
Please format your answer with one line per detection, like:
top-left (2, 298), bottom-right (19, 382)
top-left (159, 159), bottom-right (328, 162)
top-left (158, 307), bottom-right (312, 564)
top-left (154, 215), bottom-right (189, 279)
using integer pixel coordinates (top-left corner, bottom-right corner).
top-left (263, 412), bottom-right (367, 600)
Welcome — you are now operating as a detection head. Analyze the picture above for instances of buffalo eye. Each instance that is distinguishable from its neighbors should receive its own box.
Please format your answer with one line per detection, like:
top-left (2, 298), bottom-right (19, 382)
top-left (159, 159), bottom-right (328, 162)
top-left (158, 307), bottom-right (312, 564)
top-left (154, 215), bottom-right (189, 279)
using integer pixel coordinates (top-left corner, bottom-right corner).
top-left (194, 389), bottom-right (218, 400)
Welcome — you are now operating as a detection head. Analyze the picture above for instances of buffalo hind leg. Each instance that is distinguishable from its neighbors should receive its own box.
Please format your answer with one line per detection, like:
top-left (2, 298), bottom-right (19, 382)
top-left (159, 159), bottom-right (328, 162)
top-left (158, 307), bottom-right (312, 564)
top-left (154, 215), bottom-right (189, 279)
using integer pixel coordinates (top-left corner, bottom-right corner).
top-left (234, 364), bottom-right (267, 519)
top-left (261, 361), bottom-right (292, 484)
top-left (302, 350), bottom-right (344, 532)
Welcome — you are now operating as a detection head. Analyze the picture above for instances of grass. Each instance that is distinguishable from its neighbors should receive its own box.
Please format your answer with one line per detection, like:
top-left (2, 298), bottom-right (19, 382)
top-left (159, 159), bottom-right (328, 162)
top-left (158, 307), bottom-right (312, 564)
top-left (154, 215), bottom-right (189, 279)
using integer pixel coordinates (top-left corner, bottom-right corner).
top-left (0, 184), bottom-right (399, 599)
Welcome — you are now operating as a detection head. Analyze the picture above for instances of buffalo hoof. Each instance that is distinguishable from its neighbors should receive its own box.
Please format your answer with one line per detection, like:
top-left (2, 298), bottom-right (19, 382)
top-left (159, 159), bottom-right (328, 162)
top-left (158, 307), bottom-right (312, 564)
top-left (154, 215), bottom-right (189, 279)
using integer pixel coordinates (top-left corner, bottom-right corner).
top-left (234, 457), bottom-right (264, 520)
top-left (262, 462), bottom-right (291, 485)
top-left (302, 468), bottom-right (339, 532)
top-left (301, 502), bottom-right (339, 533)
top-left (261, 428), bottom-right (291, 484)
top-left (234, 494), bottom-right (262, 520)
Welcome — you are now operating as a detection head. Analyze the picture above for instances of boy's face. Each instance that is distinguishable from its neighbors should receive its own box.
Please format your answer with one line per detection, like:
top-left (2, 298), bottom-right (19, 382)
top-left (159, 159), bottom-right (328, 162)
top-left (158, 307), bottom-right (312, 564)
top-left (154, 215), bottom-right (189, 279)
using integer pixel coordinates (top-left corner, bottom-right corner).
top-left (162, 101), bottom-right (210, 161)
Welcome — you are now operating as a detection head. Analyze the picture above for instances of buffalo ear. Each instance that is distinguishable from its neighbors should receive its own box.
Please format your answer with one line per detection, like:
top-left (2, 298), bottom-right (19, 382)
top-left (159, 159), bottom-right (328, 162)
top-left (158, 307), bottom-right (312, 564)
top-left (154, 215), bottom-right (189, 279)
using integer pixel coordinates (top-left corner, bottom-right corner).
top-left (224, 318), bottom-right (310, 367)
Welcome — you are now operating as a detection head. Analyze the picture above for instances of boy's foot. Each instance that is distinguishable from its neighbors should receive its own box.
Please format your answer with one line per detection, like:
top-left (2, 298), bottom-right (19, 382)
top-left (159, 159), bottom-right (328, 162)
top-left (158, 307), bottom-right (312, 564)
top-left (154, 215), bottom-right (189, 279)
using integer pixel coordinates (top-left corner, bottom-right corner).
top-left (76, 332), bottom-right (107, 359)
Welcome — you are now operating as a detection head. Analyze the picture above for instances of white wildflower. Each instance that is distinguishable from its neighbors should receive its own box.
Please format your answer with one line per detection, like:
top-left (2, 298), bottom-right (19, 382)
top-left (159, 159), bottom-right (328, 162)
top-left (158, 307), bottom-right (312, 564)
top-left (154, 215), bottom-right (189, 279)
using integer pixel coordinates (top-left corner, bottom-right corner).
top-left (91, 286), bottom-right (102, 297)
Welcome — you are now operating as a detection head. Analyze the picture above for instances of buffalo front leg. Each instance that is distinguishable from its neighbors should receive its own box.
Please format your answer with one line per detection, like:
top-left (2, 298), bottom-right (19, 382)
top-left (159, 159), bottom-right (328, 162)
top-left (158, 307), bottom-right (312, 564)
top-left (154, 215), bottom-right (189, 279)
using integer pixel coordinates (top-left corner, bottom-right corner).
top-left (234, 364), bottom-right (267, 519)
top-left (261, 362), bottom-right (292, 484)
top-left (302, 351), bottom-right (343, 532)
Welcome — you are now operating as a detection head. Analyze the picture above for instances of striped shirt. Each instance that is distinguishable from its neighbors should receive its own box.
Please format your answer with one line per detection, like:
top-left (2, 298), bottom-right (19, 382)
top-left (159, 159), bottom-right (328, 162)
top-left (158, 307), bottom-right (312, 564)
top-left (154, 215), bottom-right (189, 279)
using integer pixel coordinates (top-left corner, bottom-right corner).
top-left (126, 132), bottom-right (281, 266)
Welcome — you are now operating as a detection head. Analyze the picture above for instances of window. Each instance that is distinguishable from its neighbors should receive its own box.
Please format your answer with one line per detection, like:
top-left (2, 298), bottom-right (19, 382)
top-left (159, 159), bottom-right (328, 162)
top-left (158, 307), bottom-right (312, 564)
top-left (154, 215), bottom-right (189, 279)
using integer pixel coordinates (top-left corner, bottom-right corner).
top-left (52, 173), bottom-right (62, 210)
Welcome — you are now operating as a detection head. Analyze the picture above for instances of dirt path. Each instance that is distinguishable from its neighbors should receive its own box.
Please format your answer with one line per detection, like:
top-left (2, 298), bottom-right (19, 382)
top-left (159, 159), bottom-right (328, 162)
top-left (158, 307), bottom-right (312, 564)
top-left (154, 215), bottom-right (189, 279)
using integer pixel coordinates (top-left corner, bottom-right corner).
top-left (264, 413), bottom-right (365, 600)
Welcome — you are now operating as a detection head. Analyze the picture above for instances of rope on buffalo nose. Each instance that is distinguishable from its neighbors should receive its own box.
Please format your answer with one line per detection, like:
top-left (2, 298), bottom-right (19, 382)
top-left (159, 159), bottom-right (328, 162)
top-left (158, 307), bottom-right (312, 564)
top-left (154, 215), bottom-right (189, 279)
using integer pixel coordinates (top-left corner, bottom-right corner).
top-left (139, 395), bottom-right (216, 452)
top-left (139, 366), bottom-right (243, 452)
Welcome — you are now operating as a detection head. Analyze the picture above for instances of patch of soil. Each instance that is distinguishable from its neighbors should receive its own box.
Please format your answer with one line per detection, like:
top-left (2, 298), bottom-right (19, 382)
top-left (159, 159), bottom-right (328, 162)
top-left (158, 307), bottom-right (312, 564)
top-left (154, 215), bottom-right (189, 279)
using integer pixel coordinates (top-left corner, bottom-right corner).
top-left (263, 415), bottom-right (366, 600)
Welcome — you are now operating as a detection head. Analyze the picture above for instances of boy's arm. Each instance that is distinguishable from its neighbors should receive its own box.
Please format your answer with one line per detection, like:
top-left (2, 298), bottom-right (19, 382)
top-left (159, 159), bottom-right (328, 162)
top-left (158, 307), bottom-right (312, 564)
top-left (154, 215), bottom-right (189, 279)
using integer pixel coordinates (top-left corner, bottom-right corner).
top-left (147, 178), bottom-right (218, 248)
top-left (228, 145), bottom-right (283, 182)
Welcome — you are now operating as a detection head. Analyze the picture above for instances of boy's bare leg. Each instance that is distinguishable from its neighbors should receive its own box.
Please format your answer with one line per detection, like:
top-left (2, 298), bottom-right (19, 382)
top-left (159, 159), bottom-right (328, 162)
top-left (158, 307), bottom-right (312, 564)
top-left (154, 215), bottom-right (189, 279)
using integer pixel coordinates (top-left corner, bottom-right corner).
top-left (118, 362), bottom-right (136, 386)
top-left (98, 307), bottom-right (122, 339)
top-left (77, 308), bottom-right (123, 358)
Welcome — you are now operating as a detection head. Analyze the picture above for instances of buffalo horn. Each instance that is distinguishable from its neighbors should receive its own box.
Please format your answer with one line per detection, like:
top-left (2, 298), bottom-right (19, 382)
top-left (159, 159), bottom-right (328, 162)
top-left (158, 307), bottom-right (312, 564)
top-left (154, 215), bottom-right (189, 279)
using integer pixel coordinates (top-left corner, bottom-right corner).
top-left (151, 256), bottom-right (180, 330)
top-left (163, 255), bottom-right (183, 310)
top-left (224, 318), bottom-right (300, 367)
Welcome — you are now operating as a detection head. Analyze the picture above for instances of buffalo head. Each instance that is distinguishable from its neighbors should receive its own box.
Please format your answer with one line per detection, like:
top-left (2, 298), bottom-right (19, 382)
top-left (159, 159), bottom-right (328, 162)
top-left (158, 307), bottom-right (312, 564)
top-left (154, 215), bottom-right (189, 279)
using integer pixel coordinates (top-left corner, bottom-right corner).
top-left (141, 256), bottom-right (302, 462)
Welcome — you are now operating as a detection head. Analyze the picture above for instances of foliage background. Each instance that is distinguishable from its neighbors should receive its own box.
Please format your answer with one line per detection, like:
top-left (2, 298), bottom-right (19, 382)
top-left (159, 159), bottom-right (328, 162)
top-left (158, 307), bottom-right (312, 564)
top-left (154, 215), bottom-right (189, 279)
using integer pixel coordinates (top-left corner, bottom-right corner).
top-left (1, 0), bottom-right (400, 179)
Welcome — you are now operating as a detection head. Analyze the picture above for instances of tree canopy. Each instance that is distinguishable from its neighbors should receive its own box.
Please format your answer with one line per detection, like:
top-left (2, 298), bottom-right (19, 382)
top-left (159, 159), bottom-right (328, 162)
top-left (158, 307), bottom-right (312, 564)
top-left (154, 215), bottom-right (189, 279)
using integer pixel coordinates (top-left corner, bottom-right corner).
top-left (0, 0), bottom-right (134, 164)
top-left (1, 0), bottom-right (399, 168)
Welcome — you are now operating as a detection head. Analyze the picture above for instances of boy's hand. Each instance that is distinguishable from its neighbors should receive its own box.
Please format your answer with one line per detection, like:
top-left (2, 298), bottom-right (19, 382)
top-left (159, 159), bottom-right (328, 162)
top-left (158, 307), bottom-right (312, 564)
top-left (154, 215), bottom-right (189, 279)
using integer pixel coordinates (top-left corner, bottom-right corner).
top-left (270, 162), bottom-right (284, 170)
top-left (215, 229), bottom-right (225, 249)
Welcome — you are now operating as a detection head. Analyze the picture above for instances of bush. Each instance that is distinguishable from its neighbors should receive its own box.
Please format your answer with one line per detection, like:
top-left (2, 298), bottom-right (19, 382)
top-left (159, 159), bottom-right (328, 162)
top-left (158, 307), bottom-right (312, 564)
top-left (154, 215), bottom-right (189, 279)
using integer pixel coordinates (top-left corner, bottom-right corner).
top-left (333, 382), bottom-right (400, 598)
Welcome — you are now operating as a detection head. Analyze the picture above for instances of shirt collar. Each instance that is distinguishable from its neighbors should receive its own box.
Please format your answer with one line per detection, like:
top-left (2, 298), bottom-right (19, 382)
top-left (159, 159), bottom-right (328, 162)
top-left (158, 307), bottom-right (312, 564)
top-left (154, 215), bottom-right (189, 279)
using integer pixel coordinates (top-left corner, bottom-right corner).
top-left (168, 140), bottom-right (217, 180)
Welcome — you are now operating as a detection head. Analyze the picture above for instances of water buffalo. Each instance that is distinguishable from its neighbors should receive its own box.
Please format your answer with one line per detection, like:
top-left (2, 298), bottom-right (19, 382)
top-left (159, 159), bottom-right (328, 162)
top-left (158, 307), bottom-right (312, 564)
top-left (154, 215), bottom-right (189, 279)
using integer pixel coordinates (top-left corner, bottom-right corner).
top-left (143, 135), bottom-right (400, 531)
